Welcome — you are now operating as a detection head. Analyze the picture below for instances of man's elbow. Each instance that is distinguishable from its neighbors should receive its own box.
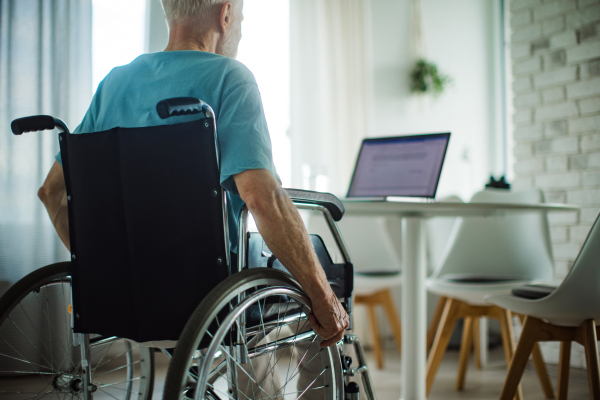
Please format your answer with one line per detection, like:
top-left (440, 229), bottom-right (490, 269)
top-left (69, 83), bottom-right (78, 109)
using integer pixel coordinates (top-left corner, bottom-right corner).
top-left (243, 187), bottom-right (286, 217)
top-left (38, 185), bottom-right (49, 203)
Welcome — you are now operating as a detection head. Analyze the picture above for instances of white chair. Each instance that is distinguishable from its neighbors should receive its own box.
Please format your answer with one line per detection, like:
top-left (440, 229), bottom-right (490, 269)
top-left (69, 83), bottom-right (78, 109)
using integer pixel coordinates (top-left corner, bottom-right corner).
top-left (309, 214), bottom-right (402, 369)
top-left (425, 195), bottom-right (464, 273)
top-left (425, 188), bottom-right (555, 399)
top-left (487, 211), bottom-right (600, 400)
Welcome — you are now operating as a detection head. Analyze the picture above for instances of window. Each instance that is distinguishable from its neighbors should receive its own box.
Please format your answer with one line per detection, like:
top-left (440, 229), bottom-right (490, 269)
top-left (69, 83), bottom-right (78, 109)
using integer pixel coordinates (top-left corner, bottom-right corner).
top-left (92, 0), bottom-right (147, 90)
top-left (236, 1), bottom-right (291, 186)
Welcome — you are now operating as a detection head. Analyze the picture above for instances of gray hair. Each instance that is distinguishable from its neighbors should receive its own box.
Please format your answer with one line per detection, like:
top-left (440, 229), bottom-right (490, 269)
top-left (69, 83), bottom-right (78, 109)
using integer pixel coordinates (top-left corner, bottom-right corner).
top-left (160, 0), bottom-right (221, 21)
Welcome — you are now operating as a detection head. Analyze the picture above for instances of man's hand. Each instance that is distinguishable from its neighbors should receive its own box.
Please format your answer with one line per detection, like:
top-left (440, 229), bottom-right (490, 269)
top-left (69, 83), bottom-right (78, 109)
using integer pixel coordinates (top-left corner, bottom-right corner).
top-left (308, 291), bottom-right (349, 347)
top-left (234, 169), bottom-right (349, 347)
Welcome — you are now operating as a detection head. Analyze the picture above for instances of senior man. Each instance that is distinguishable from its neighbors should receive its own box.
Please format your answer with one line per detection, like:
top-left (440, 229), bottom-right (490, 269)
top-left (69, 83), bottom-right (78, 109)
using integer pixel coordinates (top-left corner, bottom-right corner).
top-left (38, 0), bottom-right (348, 385)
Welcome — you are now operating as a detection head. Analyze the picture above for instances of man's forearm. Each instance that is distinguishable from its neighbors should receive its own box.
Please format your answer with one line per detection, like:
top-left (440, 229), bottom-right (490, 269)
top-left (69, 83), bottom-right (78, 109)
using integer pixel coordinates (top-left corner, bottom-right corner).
top-left (39, 189), bottom-right (70, 251)
top-left (39, 161), bottom-right (70, 251)
top-left (242, 185), bottom-right (333, 303)
top-left (251, 188), bottom-right (332, 301)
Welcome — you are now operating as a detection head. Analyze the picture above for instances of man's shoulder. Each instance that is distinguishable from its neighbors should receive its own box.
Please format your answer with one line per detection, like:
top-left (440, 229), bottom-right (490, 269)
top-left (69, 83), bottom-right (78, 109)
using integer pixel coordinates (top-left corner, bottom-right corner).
top-left (114, 51), bottom-right (255, 83)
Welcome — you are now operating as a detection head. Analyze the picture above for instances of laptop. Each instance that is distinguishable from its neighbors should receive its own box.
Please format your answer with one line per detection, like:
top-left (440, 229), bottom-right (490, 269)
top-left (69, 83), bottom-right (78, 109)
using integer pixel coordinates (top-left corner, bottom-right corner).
top-left (345, 132), bottom-right (451, 202)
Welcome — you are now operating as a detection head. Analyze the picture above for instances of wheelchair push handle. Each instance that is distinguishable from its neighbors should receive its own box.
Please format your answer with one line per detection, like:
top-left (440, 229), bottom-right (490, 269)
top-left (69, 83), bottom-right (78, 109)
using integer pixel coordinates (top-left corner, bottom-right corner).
top-left (156, 97), bottom-right (208, 119)
top-left (11, 115), bottom-right (70, 135)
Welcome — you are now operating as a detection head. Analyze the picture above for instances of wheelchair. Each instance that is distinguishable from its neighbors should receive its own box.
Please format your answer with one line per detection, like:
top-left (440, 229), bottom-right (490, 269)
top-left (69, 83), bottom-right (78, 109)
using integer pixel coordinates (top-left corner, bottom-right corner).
top-left (2, 98), bottom-right (376, 400)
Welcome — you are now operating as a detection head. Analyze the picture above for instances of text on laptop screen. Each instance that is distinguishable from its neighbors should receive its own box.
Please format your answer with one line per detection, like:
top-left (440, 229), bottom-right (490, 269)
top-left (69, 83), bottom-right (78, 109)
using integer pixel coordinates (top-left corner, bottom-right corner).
top-left (347, 133), bottom-right (450, 198)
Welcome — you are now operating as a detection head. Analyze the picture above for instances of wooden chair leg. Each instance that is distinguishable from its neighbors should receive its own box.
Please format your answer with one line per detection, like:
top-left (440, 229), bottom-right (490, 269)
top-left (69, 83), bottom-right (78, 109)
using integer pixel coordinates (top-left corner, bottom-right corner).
top-left (365, 303), bottom-right (383, 369)
top-left (518, 314), bottom-right (554, 398)
top-left (380, 289), bottom-right (402, 355)
top-left (557, 341), bottom-right (571, 400)
top-left (426, 298), bottom-right (460, 397)
top-left (427, 296), bottom-right (447, 355)
top-left (499, 309), bottom-right (523, 400)
top-left (531, 343), bottom-right (555, 399)
top-left (473, 317), bottom-right (481, 370)
top-left (581, 319), bottom-right (600, 399)
top-left (456, 317), bottom-right (474, 391)
top-left (499, 316), bottom-right (538, 400)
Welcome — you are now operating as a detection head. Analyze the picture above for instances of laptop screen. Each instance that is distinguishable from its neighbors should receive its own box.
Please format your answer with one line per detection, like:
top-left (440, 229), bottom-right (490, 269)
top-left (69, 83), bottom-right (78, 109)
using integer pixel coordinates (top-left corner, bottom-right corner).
top-left (347, 133), bottom-right (450, 198)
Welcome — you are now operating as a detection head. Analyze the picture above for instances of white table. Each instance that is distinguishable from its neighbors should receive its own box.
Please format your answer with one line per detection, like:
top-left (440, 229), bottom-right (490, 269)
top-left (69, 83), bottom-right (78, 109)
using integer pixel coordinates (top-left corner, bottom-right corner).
top-left (342, 199), bottom-right (580, 400)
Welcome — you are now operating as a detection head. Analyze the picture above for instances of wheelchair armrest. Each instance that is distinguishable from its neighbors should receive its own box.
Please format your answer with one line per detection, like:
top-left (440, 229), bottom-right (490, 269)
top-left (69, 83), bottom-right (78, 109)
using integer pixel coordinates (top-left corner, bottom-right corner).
top-left (285, 188), bottom-right (345, 221)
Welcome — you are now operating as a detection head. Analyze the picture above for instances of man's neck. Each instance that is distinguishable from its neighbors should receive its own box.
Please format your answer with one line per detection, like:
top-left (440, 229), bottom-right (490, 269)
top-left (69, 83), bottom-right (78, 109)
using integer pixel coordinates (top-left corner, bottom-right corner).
top-left (164, 23), bottom-right (218, 53)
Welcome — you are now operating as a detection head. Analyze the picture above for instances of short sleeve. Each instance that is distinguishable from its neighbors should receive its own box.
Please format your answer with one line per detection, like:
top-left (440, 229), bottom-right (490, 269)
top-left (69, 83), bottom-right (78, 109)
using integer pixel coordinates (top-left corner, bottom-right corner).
top-left (217, 82), bottom-right (280, 194)
top-left (55, 79), bottom-right (104, 165)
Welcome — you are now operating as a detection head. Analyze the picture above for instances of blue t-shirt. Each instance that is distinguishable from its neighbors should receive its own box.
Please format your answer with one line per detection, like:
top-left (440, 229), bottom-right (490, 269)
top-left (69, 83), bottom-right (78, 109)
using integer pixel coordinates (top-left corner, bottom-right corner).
top-left (56, 50), bottom-right (279, 252)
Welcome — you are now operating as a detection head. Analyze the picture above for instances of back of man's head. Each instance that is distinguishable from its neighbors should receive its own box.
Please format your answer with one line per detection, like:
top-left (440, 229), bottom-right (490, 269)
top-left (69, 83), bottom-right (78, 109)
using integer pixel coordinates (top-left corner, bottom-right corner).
top-left (161, 0), bottom-right (220, 22)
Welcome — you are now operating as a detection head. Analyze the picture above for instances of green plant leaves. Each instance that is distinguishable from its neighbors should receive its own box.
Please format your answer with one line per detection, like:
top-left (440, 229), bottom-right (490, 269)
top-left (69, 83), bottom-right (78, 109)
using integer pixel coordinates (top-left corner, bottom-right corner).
top-left (410, 59), bottom-right (452, 96)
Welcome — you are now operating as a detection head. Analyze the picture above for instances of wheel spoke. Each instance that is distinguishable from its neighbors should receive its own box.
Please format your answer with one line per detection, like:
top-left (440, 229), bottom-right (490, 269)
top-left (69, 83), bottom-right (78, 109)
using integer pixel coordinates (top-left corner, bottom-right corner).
top-left (208, 375), bottom-right (253, 400)
top-left (97, 387), bottom-right (122, 400)
top-left (253, 297), bottom-right (278, 399)
top-left (91, 341), bottom-right (115, 375)
top-left (16, 302), bottom-right (58, 365)
top-left (255, 386), bottom-right (326, 400)
top-left (94, 359), bottom-right (141, 378)
top-left (28, 379), bottom-right (55, 400)
top-left (44, 283), bottom-right (55, 374)
top-left (0, 351), bottom-right (52, 372)
top-left (5, 316), bottom-right (55, 371)
top-left (273, 339), bottom-right (322, 398)
top-left (0, 370), bottom-right (53, 375)
top-left (207, 382), bottom-right (242, 400)
top-left (92, 346), bottom-right (132, 371)
top-left (235, 318), bottom-right (257, 397)
top-left (31, 287), bottom-right (71, 359)
top-left (268, 296), bottom-right (284, 395)
top-left (60, 282), bottom-right (73, 373)
top-left (296, 367), bottom-right (327, 400)
top-left (97, 377), bottom-right (141, 388)
top-left (217, 344), bottom-right (274, 400)
top-left (283, 318), bottom-right (311, 388)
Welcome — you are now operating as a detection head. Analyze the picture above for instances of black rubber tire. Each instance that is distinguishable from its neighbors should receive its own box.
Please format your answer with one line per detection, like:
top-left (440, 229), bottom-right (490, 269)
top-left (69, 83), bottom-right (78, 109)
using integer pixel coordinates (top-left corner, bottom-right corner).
top-left (163, 268), bottom-right (305, 400)
top-left (0, 261), bottom-right (155, 400)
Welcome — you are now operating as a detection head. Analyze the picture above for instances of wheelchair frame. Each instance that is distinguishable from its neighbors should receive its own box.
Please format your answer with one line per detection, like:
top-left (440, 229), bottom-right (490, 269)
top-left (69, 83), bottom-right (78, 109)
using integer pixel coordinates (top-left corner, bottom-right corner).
top-left (4, 98), bottom-right (377, 400)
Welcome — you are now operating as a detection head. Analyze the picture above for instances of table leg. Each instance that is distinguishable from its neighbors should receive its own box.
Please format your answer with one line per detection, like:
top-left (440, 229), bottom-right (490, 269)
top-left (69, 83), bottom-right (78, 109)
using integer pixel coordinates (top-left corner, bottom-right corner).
top-left (400, 217), bottom-right (427, 400)
top-left (479, 317), bottom-right (489, 368)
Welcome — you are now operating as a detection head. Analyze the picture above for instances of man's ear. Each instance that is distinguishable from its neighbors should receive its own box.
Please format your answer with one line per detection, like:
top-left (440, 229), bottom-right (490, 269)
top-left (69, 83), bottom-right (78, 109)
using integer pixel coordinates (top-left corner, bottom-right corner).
top-left (219, 2), bottom-right (233, 33)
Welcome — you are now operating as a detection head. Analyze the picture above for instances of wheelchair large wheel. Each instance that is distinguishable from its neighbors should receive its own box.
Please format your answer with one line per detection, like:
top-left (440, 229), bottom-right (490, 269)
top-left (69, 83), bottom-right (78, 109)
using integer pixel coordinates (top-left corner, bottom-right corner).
top-left (0, 262), bottom-right (155, 400)
top-left (163, 268), bottom-right (343, 400)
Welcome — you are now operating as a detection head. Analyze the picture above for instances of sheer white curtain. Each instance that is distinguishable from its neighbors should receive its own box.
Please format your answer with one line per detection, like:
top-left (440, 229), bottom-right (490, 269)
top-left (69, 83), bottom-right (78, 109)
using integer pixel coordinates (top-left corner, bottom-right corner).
top-left (290, 0), bottom-right (373, 196)
top-left (0, 0), bottom-right (92, 292)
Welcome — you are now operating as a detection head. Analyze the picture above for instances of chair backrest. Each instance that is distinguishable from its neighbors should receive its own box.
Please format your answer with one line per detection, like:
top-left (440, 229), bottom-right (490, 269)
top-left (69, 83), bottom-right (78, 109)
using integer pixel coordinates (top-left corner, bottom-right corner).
top-left (60, 119), bottom-right (229, 342)
top-left (550, 212), bottom-right (600, 308)
top-left (425, 195), bottom-right (463, 274)
top-left (309, 215), bottom-right (401, 271)
top-left (432, 188), bottom-right (554, 281)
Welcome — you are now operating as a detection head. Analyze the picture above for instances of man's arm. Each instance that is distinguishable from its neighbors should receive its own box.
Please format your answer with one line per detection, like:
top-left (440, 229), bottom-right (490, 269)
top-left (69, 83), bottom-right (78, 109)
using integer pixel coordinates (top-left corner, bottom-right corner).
top-left (38, 161), bottom-right (70, 251)
top-left (234, 169), bottom-right (349, 347)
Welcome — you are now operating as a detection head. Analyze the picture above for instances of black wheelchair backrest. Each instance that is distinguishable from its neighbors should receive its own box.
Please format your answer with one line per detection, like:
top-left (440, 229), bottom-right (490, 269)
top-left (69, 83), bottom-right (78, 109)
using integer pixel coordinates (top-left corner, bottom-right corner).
top-left (60, 119), bottom-right (229, 342)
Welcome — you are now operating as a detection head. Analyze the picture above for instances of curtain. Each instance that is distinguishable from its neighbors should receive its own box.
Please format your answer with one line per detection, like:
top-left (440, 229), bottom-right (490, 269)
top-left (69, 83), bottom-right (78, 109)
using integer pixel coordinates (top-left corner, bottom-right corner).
top-left (289, 0), bottom-right (373, 196)
top-left (0, 0), bottom-right (92, 294)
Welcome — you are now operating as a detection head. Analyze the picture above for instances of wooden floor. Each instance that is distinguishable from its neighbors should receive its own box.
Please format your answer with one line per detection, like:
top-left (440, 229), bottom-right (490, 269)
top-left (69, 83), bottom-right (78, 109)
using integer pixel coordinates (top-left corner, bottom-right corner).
top-left (152, 342), bottom-right (591, 399)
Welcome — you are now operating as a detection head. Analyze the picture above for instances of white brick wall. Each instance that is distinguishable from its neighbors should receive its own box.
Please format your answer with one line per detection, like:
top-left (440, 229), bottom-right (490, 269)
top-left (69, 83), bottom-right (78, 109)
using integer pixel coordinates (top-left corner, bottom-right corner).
top-left (533, 66), bottom-right (578, 87)
top-left (510, 0), bottom-right (600, 368)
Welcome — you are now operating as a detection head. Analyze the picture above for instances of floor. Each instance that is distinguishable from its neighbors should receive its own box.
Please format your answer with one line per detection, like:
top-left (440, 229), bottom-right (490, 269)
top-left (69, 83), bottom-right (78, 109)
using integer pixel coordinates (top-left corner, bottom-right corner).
top-left (152, 342), bottom-right (591, 399)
